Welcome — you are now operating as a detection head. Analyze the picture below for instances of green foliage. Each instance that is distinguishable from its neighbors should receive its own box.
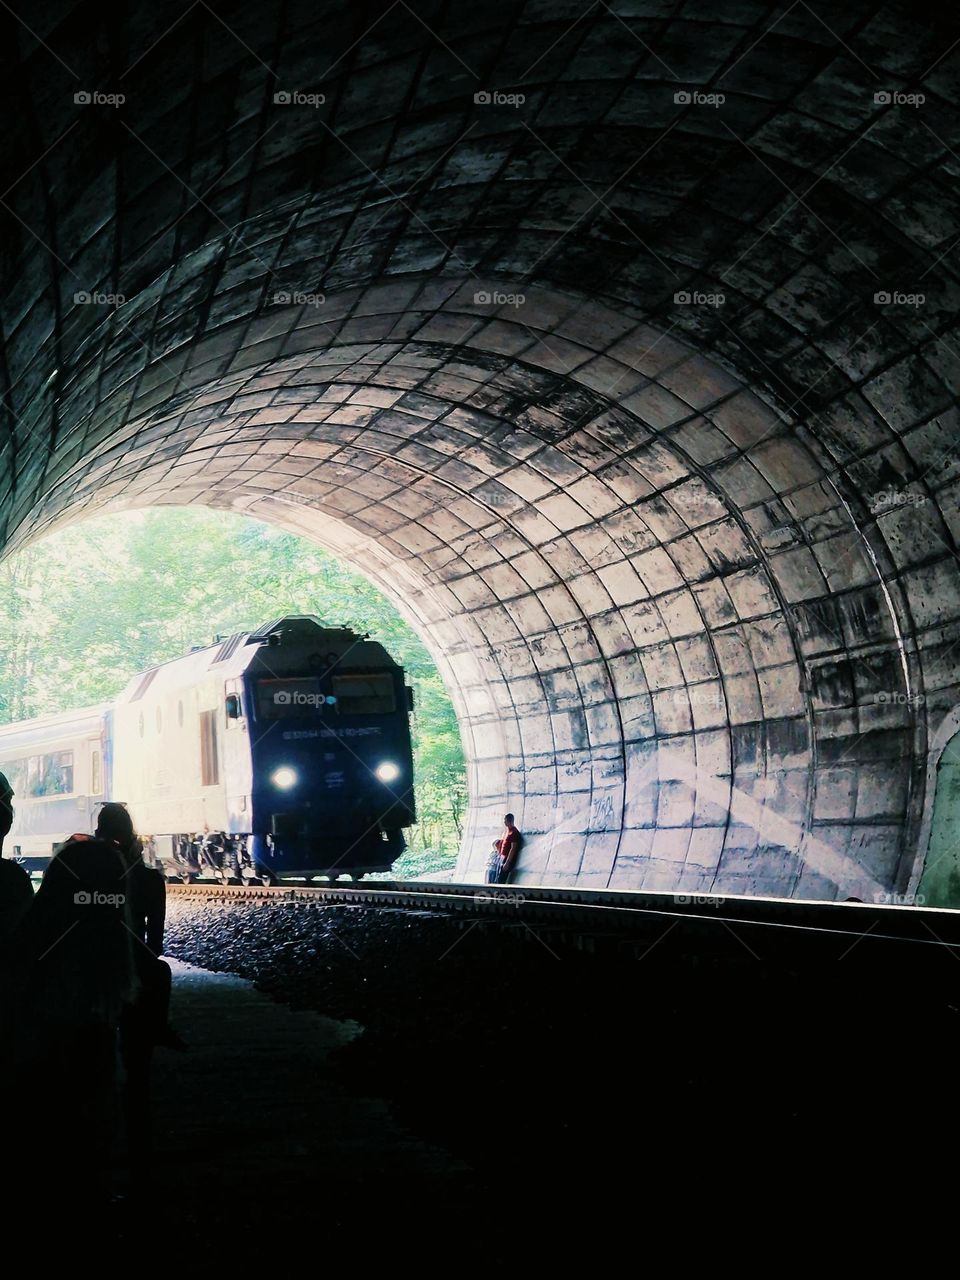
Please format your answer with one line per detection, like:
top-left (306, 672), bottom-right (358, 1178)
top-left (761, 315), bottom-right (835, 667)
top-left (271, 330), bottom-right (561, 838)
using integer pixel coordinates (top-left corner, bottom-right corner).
top-left (0, 508), bottom-right (465, 864)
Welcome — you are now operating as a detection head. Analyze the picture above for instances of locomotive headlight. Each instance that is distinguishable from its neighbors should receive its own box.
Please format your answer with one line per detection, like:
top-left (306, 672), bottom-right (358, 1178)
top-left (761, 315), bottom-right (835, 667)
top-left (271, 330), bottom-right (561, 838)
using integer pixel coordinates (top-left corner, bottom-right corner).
top-left (375, 761), bottom-right (401, 784)
top-left (271, 766), bottom-right (299, 790)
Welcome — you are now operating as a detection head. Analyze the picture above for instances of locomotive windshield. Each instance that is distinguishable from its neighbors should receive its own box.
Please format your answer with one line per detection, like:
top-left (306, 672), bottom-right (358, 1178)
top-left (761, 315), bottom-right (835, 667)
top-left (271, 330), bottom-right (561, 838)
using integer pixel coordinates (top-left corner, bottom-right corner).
top-left (256, 672), bottom-right (397, 718)
top-left (331, 673), bottom-right (396, 714)
top-left (257, 677), bottom-right (327, 719)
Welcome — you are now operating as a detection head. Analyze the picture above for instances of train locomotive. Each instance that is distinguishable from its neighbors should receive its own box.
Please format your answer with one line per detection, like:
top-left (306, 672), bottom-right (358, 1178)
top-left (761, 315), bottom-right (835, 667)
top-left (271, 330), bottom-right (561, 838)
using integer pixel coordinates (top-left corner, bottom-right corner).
top-left (0, 616), bottom-right (416, 882)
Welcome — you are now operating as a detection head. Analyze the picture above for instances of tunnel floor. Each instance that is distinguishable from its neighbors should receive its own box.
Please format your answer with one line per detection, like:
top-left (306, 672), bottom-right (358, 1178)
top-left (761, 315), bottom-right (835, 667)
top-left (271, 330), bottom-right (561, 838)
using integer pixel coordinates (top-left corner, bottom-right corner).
top-left (142, 960), bottom-right (475, 1252)
top-left (49, 894), bottom-right (958, 1257)
top-left (144, 896), bottom-right (960, 1248)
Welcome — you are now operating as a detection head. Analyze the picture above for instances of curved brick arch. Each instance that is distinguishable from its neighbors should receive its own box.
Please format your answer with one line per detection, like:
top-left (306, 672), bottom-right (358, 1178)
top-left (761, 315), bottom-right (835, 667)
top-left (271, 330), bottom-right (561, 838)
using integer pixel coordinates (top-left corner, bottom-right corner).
top-left (0, 2), bottom-right (958, 897)
top-left (12, 282), bottom-right (937, 895)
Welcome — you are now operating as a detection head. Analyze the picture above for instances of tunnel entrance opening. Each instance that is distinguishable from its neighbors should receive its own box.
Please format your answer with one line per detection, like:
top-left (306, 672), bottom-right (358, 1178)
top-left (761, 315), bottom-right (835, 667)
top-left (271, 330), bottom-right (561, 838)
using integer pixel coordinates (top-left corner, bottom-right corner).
top-left (0, 507), bottom-right (468, 882)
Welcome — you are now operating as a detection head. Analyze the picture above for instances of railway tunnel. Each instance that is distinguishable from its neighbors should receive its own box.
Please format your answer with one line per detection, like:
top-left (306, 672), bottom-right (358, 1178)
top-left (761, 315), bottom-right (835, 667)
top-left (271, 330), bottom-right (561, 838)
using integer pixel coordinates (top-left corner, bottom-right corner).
top-left (1, 0), bottom-right (959, 905)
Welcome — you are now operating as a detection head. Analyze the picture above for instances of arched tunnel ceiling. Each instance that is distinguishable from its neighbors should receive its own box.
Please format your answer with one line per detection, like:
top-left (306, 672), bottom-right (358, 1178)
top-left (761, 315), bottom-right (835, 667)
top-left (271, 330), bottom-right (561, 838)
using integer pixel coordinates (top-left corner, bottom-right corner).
top-left (1, 0), bottom-right (959, 898)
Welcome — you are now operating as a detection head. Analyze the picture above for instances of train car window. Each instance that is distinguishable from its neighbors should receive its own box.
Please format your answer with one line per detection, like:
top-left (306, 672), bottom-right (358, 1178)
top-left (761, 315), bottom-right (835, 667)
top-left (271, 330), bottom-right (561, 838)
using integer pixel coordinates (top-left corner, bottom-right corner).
top-left (2, 758), bottom-right (28, 794)
top-left (332, 673), bottom-right (397, 714)
top-left (28, 751), bottom-right (74, 797)
top-left (91, 749), bottom-right (102, 795)
top-left (257, 678), bottom-right (325, 719)
top-left (199, 710), bottom-right (219, 786)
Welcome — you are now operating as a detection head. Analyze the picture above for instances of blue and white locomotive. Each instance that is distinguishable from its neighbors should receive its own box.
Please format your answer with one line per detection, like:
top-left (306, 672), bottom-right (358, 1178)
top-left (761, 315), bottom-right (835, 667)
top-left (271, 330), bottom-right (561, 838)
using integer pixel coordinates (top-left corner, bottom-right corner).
top-left (0, 616), bottom-right (416, 882)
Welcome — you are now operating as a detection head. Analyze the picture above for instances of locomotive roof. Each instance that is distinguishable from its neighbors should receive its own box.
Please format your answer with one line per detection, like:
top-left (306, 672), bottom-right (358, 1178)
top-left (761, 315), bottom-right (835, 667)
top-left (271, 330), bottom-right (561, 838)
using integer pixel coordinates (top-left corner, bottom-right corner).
top-left (114, 614), bottom-right (398, 704)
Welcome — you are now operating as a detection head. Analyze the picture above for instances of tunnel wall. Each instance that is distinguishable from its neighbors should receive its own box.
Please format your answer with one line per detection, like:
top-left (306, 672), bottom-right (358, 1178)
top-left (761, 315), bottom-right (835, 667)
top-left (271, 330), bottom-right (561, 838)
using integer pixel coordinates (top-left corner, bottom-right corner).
top-left (13, 279), bottom-right (956, 900)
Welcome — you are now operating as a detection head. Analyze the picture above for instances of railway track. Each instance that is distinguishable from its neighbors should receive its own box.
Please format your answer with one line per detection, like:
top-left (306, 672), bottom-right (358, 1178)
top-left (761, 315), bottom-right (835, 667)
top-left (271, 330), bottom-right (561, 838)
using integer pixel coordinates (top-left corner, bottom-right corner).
top-left (167, 879), bottom-right (960, 952)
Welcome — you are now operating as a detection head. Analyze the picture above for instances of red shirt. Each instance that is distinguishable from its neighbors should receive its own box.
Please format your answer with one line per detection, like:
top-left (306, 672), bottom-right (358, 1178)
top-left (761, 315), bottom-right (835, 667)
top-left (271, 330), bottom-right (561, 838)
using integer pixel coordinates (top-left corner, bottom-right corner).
top-left (499, 825), bottom-right (520, 866)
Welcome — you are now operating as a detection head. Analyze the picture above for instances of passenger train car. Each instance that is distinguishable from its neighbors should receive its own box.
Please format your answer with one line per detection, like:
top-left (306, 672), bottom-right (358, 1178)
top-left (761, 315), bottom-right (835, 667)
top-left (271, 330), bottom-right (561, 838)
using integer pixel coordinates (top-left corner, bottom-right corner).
top-left (0, 705), bottom-right (112, 865)
top-left (0, 616), bottom-right (416, 882)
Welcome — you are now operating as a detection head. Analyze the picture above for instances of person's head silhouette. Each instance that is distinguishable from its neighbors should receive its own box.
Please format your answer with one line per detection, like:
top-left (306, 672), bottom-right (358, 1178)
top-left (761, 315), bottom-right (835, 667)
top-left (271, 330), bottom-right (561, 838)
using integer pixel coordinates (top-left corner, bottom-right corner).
top-left (95, 802), bottom-right (139, 861)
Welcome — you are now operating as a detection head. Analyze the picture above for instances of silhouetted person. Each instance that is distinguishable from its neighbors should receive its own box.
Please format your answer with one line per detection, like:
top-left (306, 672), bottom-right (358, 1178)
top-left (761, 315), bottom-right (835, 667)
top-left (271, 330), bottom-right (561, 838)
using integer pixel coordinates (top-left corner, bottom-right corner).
top-left (12, 837), bottom-right (136, 1213)
top-left (488, 813), bottom-right (522, 884)
top-left (0, 771), bottom-right (32, 1100)
top-left (97, 803), bottom-right (183, 1175)
top-left (0, 771), bottom-right (32, 956)
top-left (97, 804), bottom-right (166, 960)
